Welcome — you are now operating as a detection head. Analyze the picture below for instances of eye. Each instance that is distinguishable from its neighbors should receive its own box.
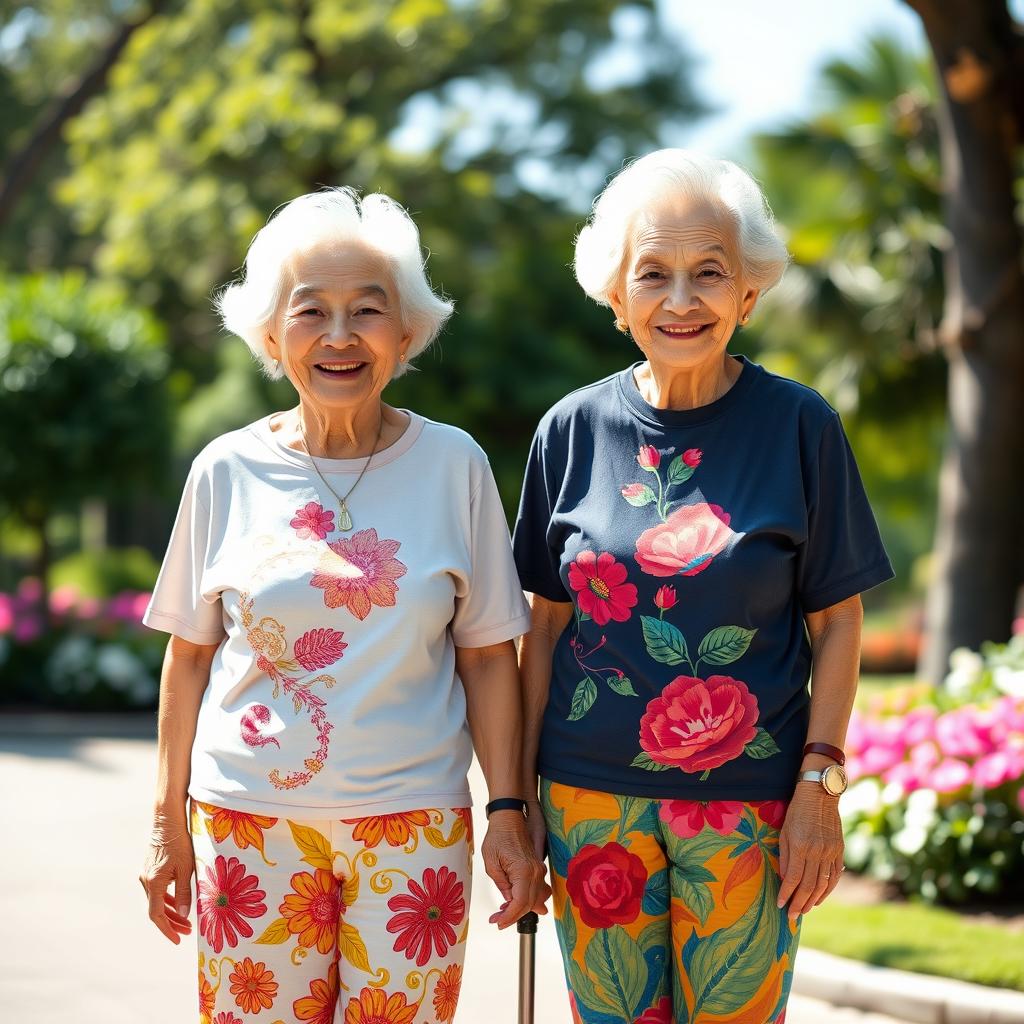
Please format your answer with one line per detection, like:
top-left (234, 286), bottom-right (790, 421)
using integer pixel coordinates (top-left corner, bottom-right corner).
top-left (355, 307), bottom-right (382, 316)
top-left (298, 307), bottom-right (323, 317)
top-left (639, 270), bottom-right (664, 281)
top-left (698, 267), bottom-right (723, 279)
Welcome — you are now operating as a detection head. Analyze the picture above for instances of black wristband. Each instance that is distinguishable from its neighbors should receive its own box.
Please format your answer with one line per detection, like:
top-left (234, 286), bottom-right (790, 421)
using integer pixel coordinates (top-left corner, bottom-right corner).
top-left (485, 797), bottom-right (527, 819)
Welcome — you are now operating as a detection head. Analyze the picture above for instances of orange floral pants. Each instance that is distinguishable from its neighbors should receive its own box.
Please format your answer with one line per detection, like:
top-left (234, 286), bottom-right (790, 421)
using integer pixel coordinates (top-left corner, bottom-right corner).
top-left (190, 800), bottom-right (473, 1024)
top-left (541, 780), bottom-right (800, 1024)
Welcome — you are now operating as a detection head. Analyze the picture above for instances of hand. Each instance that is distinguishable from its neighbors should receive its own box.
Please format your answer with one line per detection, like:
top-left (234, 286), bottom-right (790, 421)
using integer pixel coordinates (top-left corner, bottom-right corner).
top-left (140, 813), bottom-right (195, 944)
top-left (776, 784), bottom-right (844, 923)
top-left (482, 811), bottom-right (551, 929)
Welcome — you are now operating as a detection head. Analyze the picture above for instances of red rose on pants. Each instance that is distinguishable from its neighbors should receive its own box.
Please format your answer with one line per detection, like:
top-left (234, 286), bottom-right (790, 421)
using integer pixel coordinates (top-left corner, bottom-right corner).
top-left (565, 841), bottom-right (647, 928)
top-left (638, 674), bottom-right (759, 772)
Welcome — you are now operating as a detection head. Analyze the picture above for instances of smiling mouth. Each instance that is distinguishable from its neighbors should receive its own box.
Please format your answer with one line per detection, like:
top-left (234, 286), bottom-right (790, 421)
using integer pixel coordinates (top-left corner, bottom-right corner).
top-left (314, 361), bottom-right (366, 377)
top-left (657, 324), bottom-right (714, 338)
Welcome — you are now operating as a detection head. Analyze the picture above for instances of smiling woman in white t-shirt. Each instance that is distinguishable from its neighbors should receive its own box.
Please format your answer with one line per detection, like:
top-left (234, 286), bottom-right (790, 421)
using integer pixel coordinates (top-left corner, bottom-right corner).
top-left (139, 187), bottom-right (547, 1024)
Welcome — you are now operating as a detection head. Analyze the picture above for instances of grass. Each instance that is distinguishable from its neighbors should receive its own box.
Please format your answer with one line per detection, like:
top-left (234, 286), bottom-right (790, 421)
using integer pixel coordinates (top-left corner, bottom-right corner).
top-left (802, 899), bottom-right (1024, 991)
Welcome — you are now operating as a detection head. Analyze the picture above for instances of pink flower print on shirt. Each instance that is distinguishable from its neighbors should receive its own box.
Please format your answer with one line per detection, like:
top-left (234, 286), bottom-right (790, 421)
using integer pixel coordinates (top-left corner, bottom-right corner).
top-left (682, 448), bottom-right (702, 468)
top-left (290, 502), bottom-right (335, 541)
top-left (653, 585), bottom-right (677, 612)
top-left (637, 445), bottom-right (661, 471)
top-left (310, 528), bottom-right (407, 621)
top-left (568, 551), bottom-right (638, 627)
top-left (634, 502), bottom-right (736, 578)
top-left (240, 704), bottom-right (281, 749)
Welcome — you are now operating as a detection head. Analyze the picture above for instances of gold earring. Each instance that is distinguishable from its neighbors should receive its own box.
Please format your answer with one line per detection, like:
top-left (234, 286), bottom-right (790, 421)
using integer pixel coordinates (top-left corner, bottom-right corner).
top-left (615, 318), bottom-right (630, 335)
top-left (399, 353), bottom-right (406, 362)
top-left (739, 315), bottom-right (750, 326)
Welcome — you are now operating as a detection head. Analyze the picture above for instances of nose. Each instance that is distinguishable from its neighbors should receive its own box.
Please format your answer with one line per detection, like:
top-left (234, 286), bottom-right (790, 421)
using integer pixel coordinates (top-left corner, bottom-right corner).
top-left (662, 274), bottom-right (698, 314)
top-left (322, 312), bottom-right (357, 347)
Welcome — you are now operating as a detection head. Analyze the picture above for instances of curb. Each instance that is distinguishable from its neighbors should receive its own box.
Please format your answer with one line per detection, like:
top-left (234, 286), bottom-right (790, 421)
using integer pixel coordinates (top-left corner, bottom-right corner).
top-left (795, 948), bottom-right (1024, 1024)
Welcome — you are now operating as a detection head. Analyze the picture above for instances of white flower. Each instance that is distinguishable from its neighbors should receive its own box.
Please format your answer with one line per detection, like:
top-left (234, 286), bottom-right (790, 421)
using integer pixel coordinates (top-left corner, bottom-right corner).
top-left (841, 779), bottom-right (883, 819)
top-left (904, 788), bottom-right (939, 830)
top-left (892, 823), bottom-right (930, 856)
top-left (96, 644), bottom-right (145, 690)
top-left (45, 635), bottom-right (94, 681)
top-left (993, 665), bottom-right (1024, 699)
top-left (881, 782), bottom-right (905, 808)
top-left (944, 648), bottom-right (984, 696)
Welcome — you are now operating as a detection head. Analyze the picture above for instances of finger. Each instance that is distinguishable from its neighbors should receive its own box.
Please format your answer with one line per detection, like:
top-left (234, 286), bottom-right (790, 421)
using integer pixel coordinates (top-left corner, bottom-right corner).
top-left (815, 858), bottom-right (844, 906)
top-left (776, 848), bottom-right (804, 908)
top-left (789, 861), bottom-right (824, 920)
top-left (483, 854), bottom-right (514, 903)
top-left (174, 863), bottom-right (193, 919)
top-left (778, 831), bottom-right (789, 881)
top-left (162, 894), bottom-right (193, 931)
top-left (491, 867), bottom-right (532, 929)
top-left (148, 883), bottom-right (182, 944)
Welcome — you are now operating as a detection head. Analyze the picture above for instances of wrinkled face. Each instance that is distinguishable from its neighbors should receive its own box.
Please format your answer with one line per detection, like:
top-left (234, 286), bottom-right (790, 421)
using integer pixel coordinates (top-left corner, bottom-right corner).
top-left (610, 194), bottom-right (758, 371)
top-left (267, 240), bottom-right (411, 413)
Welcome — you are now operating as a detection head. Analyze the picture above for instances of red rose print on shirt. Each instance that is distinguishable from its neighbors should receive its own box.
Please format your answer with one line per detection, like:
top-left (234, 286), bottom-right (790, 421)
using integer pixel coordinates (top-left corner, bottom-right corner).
top-left (638, 674), bottom-right (759, 774)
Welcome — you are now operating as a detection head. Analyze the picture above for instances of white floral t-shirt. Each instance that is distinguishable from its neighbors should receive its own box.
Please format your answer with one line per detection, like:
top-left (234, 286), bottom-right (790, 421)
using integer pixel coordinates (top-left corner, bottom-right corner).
top-left (144, 411), bottom-right (530, 817)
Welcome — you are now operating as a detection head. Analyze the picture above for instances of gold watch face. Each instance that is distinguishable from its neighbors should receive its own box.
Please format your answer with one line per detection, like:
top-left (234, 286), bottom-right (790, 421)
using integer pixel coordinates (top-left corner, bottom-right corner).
top-left (821, 764), bottom-right (848, 796)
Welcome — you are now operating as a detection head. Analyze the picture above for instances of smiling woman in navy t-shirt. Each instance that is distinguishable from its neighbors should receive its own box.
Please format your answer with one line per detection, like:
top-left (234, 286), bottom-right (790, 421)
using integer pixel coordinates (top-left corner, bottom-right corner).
top-left (514, 150), bottom-right (893, 1024)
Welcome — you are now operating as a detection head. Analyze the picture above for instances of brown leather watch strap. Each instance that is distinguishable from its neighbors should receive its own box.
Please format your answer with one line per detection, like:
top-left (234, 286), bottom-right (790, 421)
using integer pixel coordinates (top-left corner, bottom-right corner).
top-left (803, 741), bottom-right (846, 765)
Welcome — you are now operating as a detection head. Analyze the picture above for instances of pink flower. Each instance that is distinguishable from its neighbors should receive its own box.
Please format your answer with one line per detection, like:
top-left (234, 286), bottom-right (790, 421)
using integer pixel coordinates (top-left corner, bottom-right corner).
top-left (936, 709), bottom-right (990, 759)
top-left (637, 446), bottom-right (661, 471)
top-left (48, 585), bottom-right (79, 616)
top-left (75, 597), bottom-right (100, 621)
top-left (0, 595), bottom-right (13, 635)
top-left (290, 501), bottom-right (336, 541)
top-left (310, 528), bottom-right (407, 621)
top-left (132, 592), bottom-right (151, 622)
top-left (658, 799), bottom-right (744, 839)
top-left (634, 502), bottom-right (736, 578)
top-left (902, 706), bottom-right (937, 746)
top-left (639, 674), bottom-right (759, 772)
top-left (931, 759), bottom-right (971, 794)
top-left (13, 617), bottom-right (41, 643)
top-left (682, 448), bottom-right (702, 468)
top-left (568, 551), bottom-right (638, 626)
top-left (973, 750), bottom-right (1024, 789)
top-left (882, 761), bottom-right (922, 795)
top-left (653, 585), bottom-right (677, 611)
top-left (16, 577), bottom-right (42, 602)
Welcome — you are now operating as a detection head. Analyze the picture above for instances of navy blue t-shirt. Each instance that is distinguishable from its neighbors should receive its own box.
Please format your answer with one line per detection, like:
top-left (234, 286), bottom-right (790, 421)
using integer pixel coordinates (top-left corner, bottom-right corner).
top-left (513, 357), bottom-right (894, 800)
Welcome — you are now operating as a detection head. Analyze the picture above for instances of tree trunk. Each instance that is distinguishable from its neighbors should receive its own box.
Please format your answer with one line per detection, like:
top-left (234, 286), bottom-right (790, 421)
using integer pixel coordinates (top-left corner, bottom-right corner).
top-left (906, 0), bottom-right (1024, 682)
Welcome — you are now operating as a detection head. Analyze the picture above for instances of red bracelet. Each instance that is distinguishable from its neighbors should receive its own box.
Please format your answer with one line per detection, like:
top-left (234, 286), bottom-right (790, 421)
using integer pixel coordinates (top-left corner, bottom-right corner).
top-left (802, 742), bottom-right (845, 765)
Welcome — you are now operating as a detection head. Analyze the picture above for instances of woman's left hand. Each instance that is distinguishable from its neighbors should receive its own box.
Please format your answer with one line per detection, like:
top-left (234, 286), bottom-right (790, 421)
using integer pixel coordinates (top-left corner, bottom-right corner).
top-left (776, 785), bottom-right (844, 922)
top-left (483, 811), bottom-right (551, 929)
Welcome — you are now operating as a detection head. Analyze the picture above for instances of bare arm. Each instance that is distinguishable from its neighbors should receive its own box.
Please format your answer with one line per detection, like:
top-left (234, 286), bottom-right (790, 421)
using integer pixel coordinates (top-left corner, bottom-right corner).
top-left (457, 639), bottom-right (549, 926)
top-left (777, 594), bottom-right (863, 921)
top-left (518, 593), bottom-right (573, 855)
top-left (140, 633), bottom-right (219, 943)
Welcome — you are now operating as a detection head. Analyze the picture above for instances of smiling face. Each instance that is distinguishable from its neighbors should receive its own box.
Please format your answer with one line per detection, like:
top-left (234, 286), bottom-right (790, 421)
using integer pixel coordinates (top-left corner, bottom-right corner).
top-left (609, 193), bottom-right (759, 373)
top-left (267, 240), bottom-right (411, 414)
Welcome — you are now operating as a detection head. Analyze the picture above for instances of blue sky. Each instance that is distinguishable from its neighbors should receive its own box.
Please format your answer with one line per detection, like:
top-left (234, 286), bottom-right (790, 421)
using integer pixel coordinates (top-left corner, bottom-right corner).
top-left (671, 0), bottom-right (1024, 159)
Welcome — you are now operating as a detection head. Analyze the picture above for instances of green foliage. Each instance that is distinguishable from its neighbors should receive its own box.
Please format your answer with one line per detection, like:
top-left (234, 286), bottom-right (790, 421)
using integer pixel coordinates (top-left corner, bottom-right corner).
top-left (50, 546), bottom-right (160, 596)
top-left (750, 36), bottom-right (951, 589)
top-left (0, 272), bottom-right (171, 525)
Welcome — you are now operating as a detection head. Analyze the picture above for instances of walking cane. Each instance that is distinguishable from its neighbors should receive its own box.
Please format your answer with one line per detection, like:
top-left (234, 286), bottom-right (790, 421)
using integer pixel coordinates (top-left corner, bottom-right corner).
top-left (517, 911), bottom-right (538, 1024)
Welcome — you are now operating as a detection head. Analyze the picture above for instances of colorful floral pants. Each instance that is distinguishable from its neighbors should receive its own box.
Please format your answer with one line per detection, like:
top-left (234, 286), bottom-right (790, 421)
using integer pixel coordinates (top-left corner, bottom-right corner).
top-left (190, 800), bottom-right (472, 1024)
top-left (540, 780), bottom-right (800, 1024)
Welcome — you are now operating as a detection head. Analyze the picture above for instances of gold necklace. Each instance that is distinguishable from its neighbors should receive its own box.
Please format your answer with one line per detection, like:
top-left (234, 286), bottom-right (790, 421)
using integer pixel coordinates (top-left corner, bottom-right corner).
top-left (299, 414), bottom-right (384, 532)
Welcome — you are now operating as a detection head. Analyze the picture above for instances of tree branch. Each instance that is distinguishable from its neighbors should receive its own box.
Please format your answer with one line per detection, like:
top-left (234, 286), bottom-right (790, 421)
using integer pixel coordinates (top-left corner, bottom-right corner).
top-left (0, 0), bottom-right (169, 228)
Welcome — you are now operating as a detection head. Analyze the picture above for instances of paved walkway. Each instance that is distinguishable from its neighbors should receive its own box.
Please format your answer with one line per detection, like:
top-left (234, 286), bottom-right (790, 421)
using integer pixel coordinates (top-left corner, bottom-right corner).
top-left (0, 732), bottom-right (909, 1024)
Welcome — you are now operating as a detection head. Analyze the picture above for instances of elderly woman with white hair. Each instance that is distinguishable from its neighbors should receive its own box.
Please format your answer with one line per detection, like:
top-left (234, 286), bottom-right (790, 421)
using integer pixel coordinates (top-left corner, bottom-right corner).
top-left (140, 187), bottom-right (546, 1024)
top-left (514, 150), bottom-right (893, 1023)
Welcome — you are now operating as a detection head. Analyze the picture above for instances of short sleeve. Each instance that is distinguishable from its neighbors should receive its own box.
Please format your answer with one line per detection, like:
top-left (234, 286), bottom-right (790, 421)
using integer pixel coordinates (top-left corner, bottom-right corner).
top-left (512, 426), bottom-right (571, 602)
top-left (143, 466), bottom-right (225, 645)
top-left (450, 460), bottom-right (531, 648)
top-left (797, 413), bottom-right (895, 613)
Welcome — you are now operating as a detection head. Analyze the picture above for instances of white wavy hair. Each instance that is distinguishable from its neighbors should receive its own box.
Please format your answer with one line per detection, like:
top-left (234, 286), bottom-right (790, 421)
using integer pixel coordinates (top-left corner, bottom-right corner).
top-left (574, 149), bottom-right (790, 307)
top-left (216, 187), bottom-right (453, 380)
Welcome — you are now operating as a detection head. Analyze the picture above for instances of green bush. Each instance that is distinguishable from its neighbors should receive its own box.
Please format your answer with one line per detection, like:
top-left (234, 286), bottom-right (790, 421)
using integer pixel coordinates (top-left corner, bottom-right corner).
top-left (50, 547), bottom-right (160, 598)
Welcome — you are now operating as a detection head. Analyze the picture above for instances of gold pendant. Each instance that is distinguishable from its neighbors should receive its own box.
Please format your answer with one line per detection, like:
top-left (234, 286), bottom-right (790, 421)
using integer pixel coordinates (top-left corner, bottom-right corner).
top-left (338, 500), bottom-right (353, 532)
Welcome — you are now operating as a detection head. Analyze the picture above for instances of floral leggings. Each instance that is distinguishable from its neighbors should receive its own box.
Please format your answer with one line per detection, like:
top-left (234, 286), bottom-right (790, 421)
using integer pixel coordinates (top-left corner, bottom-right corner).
top-left (189, 800), bottom-right (472, 1024)
top-left (541, 780), bottom-right (800, 1024)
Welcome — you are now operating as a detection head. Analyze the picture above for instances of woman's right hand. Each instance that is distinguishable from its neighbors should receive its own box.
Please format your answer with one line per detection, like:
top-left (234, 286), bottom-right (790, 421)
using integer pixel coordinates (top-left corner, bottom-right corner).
top-left (140, 812), bottom-right (195, 944)
top-left (525, 798), bottom-right (547, 862)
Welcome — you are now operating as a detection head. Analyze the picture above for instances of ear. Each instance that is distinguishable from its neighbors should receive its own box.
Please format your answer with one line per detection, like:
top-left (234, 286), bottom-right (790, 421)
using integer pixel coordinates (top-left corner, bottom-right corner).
top-left (740, 286), bottom-right (760, 321)
top-left (265, 331), bottom-right (281, 362)
top-left (608, 286), bottom-right (627, 324)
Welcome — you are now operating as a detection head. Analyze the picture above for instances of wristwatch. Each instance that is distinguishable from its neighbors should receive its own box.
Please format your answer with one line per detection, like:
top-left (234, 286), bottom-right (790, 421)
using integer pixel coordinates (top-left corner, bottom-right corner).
top-left (798, 764), bottom-right (848, 796)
